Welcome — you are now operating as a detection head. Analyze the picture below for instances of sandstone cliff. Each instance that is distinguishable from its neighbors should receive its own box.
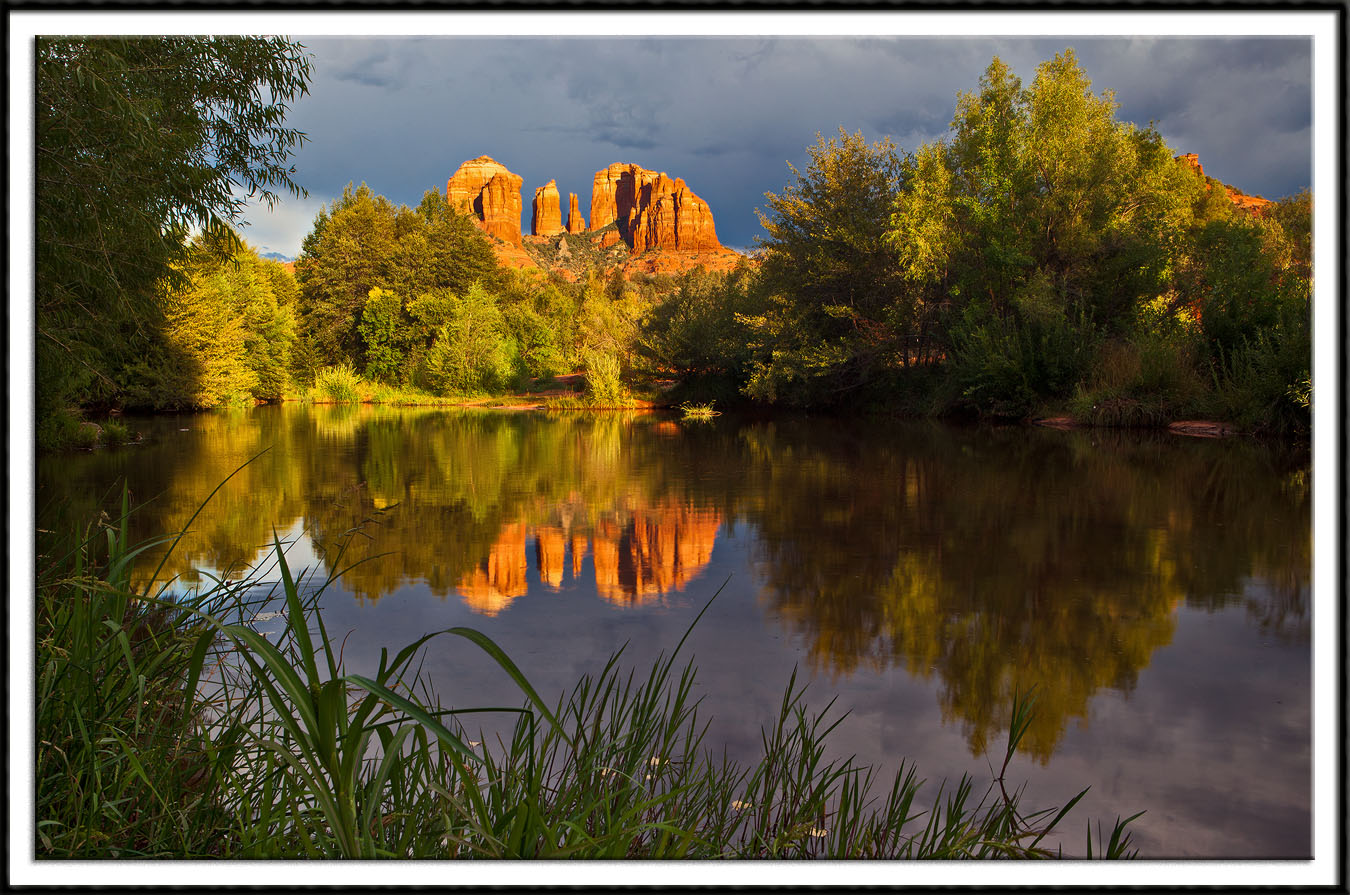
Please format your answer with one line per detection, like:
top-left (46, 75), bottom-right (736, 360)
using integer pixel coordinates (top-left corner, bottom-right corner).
top-left (450, 155), bottom-right (741, 277)
top-left (566, 192), bottom-right (586, 234)
top-left (446, 156), bottom-right (524, 244)
top-left (531, 180), bottom-right (563, 237)
top-left (588, 163), bottom-right (723, 252)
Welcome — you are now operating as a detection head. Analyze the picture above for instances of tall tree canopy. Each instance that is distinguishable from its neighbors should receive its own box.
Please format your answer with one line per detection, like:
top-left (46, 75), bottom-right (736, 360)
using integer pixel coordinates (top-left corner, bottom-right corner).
top-left (744, 129), bottom-right (909, 406)
top-left (293, 186), bottom-right (504, 382)
top-left (35, 36), bottom-right (311, 426)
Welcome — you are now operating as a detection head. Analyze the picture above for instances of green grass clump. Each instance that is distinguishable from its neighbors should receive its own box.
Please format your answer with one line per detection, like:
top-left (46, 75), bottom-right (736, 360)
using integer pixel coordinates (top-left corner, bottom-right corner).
top-left (313, 364), bottom-right (363, 404)
top-left (98, 418), bottom-right (132, 445)
top-left (34, 477), bottom-right (1142, 860)
top-left (678, 401), bottom-right (721, 421)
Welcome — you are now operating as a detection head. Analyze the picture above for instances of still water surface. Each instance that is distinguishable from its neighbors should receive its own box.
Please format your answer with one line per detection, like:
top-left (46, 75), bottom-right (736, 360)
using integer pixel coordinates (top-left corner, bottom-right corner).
top-left (37, 404), bottom-right (1311, 858)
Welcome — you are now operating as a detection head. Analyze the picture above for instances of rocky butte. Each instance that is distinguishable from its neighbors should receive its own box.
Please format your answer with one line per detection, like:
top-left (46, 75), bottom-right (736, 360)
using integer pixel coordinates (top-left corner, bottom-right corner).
top-left (446, 155), bottom-right (742, 276)
top-left (531, 180), bottom-right (563, 237)
top-left (566, 193), bottom-right (586, 234)
top-left (588, 162), bottom-right (723, 252)
top-left (446, 156), bottom-right (525, 245)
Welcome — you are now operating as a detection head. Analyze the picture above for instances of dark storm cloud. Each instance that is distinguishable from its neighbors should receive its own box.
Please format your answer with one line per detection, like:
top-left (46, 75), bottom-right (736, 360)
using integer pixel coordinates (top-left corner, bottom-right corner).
top-left (245, 33), bottom-right (1314, 256)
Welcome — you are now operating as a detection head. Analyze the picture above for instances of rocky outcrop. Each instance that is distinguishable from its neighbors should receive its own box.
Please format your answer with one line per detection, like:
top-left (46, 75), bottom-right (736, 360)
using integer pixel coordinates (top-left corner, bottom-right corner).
top-left (566, 192), bottom-right (586, 233)
top-left (446, 156), bottom-right (524, 244)
top-left (588, 163), bottom-right (723, 252)
top-left (1176, 153), bottom-right (1273, 216)
top-left (451, 154), bottom-right (740, 277)
top-left (1224, 187), bottom-right (1274, 215)
top-left (531, 180), bottom-right (563, 237)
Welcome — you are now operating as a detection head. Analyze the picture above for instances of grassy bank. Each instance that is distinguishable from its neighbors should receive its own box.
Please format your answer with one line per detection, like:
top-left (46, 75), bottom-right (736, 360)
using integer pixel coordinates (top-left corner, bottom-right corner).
top-left (35, 490), bottom-right (1140, 859)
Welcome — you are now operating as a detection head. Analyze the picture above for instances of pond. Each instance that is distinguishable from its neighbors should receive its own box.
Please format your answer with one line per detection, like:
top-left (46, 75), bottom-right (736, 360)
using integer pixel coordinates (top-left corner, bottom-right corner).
top-left (36, 403), bottom-right (1312, 858)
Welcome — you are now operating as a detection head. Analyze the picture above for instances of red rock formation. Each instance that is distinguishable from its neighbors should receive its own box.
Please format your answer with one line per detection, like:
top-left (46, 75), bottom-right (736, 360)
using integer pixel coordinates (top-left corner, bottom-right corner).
top-left (1175, 153), bottom-right (1272, 216)
top-left (446, 156), bottom-right (523, 244)
top-left (588, 163), bottom-right (722, 252)
top-left (1224, 187), bottom-right (1274, 215)
top-left (566, 192), bottom-right (586, 233)
top-left (531, 180), bottom-right (563, 237)
top-left (631, 174), bottom-right (721, 252)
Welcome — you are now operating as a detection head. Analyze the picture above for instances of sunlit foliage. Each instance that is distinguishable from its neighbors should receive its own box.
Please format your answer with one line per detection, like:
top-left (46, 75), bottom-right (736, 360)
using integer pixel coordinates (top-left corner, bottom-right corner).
top-left (35, 37), bottom-right (310, 441)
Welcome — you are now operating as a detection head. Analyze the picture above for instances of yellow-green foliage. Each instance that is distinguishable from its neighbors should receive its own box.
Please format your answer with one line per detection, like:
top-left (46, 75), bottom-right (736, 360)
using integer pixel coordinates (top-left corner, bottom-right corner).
top-left (121, 234), bottom-right (297, 410)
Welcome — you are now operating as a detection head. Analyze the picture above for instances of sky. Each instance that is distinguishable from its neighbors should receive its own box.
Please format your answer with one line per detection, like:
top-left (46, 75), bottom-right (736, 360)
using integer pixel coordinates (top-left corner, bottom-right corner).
top-left (235, 25), bottom-right (1316, 259)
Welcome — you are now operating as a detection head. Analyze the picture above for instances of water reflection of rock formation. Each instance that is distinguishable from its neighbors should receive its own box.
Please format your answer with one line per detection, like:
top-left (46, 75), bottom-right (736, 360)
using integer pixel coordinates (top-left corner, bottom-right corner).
top-left (456, 521), bottom-right (530, 616)
top-left (454, 504), bottom-right (721, 613)
top-left (591, 506), bottom-right (720, 606)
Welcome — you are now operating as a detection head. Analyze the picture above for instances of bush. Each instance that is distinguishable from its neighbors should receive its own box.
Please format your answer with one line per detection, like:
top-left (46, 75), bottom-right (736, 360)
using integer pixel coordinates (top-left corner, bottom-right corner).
top-left (98, 418), bottom-right (132, 445)
top-left (583, 349), bottom-right (627, 406)
top-left (314, 363), bottom-right (363, 404)
top-left (1068, 334), bottom-right (1206, 427)
top-left (945, 306), bottom-right (1095, 418)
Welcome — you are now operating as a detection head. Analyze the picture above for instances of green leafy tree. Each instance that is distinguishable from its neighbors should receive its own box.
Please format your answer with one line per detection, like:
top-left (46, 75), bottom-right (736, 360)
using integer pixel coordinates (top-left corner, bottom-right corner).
top-left (638, 265), bottom-right (760, 396)
top-left (745, 129), bottom-right (910, 406)
top-left (358, 287), bottom-right (409, 384)
top-left (294, 187), bottom-right (504, 380)
top-left (294, 184), bottom-right (402, 369)
top-left (415, 284), bottom-right (516, 395)
top-left (891, 50), bottom-right (1203, 415)
top-left (121, 234), bottom-right (295, 409)
top-left (35, 37), bottom-right (310, 432)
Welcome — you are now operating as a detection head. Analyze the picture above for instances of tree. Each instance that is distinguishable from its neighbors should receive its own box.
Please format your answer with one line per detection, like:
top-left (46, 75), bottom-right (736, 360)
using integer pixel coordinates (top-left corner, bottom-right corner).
top-left (891, 50), bottom-right (1203, 415)
top-left (35, 37), bottom-right (311, 429)
top-left (745, 129), bottom-right (909, 405)
top-left (293, 186), bottom-right (504, 380)
top-left (417, 284), bottom-right (517, 395)
top-left (120, 233), bottom-right (296, 409)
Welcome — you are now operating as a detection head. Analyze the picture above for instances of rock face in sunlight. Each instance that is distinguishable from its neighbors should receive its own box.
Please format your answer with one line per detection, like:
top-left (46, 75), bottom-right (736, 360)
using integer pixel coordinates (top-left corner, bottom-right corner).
top-left (446, 156), bottom-right (524, 244)
top-left (450, 155), bottom-right (742, 277)
top-left (589, 162), bottom-right (724, 252)
top-left (566, 192), bottom-right (586, 234)
top-left (1176, 152), bottom-right (1274, 215)
top-left (531, 179), bottom-right (564, 237)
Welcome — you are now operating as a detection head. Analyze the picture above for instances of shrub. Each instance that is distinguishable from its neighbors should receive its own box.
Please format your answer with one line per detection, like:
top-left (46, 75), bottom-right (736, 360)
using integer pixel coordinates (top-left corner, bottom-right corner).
top-left (98, 418), bottom-right (132, 445)
top-left (314, 363), bottom-right (363, 404)
top-left (1068, 334), bottom-right (1206, 427)
top-left (583, 349), bottom-right (627, 406)
top-left (946, 306), bottom-right (1095, 418)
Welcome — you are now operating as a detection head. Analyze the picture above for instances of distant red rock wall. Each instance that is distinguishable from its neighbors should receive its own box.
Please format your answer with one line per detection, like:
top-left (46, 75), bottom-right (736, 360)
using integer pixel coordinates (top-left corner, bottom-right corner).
top-left (588, 162), bottom-right (722, 252)
top-left (1176, 152), bottom-right (1272, 215)
top-left (447, 156), bottom-right (524, 244)
top-left (531, 179), bottom-right (563, 237)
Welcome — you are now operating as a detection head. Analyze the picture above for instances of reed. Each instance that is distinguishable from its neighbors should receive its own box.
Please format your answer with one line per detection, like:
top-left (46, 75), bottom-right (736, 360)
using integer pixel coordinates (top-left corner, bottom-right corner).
top-left (34, 489), bottom-right (1141, 860)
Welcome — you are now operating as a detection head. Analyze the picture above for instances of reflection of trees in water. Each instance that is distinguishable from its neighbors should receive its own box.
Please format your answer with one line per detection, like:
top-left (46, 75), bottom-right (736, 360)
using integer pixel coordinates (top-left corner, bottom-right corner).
top-left (309, 410), bottom-right (735, 608)
top-left (40, 407), bottom-right (1309, 762)
top-left (37, 407), bottom-right (310, 588)
top-left (741, 421), bottom-right (1310, 761)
